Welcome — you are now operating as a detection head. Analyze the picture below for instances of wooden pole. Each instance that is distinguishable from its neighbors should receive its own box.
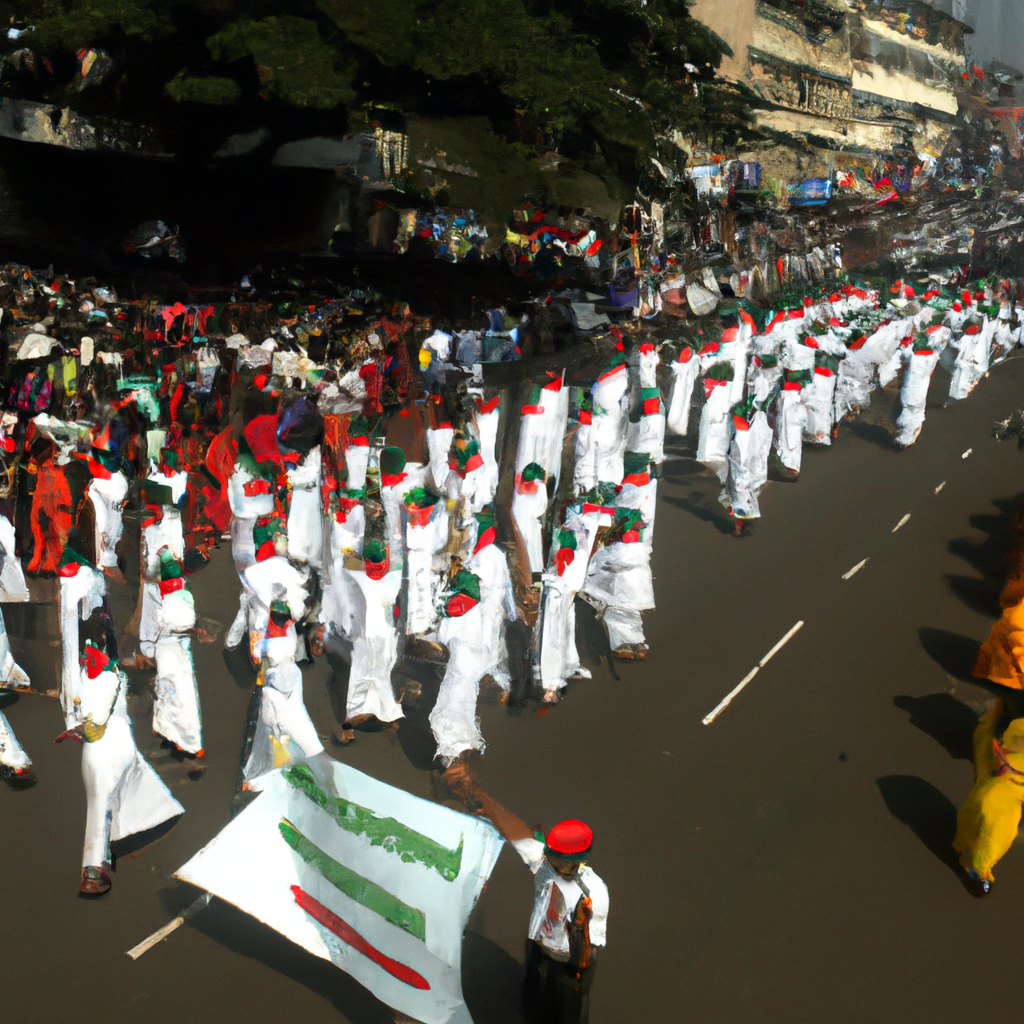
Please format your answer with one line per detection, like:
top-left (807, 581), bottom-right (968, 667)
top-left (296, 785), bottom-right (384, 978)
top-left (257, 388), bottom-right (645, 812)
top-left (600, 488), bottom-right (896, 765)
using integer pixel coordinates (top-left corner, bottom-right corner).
top-left (126, 892), bottom-right (212, 960)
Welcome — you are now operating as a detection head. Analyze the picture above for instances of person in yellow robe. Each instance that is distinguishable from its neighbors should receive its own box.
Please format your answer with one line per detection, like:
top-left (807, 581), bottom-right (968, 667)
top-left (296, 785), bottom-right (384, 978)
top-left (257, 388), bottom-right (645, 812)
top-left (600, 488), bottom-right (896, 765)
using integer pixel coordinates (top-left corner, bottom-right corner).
top-left (953, 700), bottom-right (1024, 892)
top-left (974, 509), bottom-right (1024, 688)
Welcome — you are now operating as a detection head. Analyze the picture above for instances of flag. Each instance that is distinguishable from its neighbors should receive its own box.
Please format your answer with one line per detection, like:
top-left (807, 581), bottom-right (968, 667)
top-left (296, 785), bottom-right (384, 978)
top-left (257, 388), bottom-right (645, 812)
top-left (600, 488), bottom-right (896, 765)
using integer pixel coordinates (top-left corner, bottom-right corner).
top-left (175, 761), bottom-right (502, 1024)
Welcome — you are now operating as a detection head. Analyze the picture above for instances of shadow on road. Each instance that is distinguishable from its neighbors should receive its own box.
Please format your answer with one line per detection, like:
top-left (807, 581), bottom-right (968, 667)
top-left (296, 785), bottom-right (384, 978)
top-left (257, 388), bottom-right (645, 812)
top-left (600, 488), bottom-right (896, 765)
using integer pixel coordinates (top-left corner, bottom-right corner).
top-left (893, 693), bottom-right (976, 761)
top-left (918, 626), bottom-right (979, 683)
top-left (877, 774), bottom-right (963, 880)
top-left (463, 933), bottom-right (529, 1024)
top-left (945, 492), bottom-right (1024, 617)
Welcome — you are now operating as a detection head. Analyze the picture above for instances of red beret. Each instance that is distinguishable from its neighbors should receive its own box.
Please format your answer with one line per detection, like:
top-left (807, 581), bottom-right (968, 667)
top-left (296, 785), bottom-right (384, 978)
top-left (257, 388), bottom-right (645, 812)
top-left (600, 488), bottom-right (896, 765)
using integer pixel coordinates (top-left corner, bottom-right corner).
top-left (544, 819), bottom-right (593, 861)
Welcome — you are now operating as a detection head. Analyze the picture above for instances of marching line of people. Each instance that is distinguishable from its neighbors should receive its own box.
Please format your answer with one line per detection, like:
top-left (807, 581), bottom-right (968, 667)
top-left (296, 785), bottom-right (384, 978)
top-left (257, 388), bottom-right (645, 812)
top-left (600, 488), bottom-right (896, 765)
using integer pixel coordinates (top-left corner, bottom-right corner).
top-left (0, 265), bottom-right (1022, 903)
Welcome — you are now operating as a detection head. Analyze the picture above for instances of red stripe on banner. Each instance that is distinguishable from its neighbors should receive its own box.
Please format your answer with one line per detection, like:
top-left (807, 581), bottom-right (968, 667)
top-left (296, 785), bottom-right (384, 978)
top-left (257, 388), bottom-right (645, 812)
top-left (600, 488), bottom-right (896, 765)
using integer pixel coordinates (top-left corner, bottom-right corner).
top-left (291, 885), bottom-right (431, 991)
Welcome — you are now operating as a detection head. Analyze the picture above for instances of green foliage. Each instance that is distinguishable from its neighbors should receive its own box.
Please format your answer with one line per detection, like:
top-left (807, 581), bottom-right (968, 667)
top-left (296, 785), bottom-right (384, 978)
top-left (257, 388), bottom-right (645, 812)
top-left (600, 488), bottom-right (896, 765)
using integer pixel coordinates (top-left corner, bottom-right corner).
top-left (164, 69), bottom-right (240, 105)
top-left (14, 0), bottom-right (174, 48)
top-left (206, 16), bottom-right (357, 108)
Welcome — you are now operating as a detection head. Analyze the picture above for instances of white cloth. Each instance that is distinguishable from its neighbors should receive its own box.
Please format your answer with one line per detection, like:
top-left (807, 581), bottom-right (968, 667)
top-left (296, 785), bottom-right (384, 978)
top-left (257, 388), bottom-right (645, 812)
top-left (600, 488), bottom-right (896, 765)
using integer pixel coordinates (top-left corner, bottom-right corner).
top-left (286, 447), bottom-right (323, 569)
top-left (0, 514), bottom-right (29, 601)
top-left (535, 506), bottom-right (601, 692)
top-left (58, 567), bottom-right (106, 728)
top-left (78, 667), bottom-right (184, 868)
top-left (576, 366), bottom-right (628, 491)
top-left (665, 349), bottom-right (699, 436)
top-left (512, 479), bottom-right (548, 573)
top-left (696, 378), bottom-right (732, 482)
top-left (404, 503), bottom-right (448, 636)
top-left (345, 567), bottom-right (404, 722)
top-left (511, 837), bottom-right (609, 960)
top-left (429, 536), bottom-right (515, 763)
top-left (725, 411), bottom-right (772, 519)
top-left (242, 640), bottom-right (324, 784)
top-left (88, 470), bottom-right (128, 569)
top-left (153, 633), bottom-right (203, 754)
top-left (803, 367), bottom-right (837, 444)
top-left (0, 703), bottom-right (30, 772)
top-left (775, 387), bottom-right (809, 475)
top-left (896, 348), bottom-right (940, 447)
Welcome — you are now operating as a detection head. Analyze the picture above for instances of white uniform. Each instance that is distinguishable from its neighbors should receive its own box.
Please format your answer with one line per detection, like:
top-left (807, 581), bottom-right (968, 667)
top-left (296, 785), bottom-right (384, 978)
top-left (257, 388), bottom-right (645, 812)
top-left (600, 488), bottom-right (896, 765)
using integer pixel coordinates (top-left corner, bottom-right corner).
top-left (242, 626), bottom-right (324, 785)
top-left (0, 702), bottom-right (30, 773)
top-left (430, 533), bottom-right (516, 763)
top-left (345, 566), bottom-right (404, 723)
top-left (511, 837), bottom-right (609, 961)
top-left (534, 505), bottom-right (602, 692)
top-left (78, 665), bottom-right (184, 869)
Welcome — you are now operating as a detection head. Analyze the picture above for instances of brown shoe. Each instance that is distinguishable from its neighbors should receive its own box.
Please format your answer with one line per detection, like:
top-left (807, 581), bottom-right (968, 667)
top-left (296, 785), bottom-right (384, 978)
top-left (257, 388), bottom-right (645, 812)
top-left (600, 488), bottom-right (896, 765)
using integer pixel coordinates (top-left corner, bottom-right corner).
top-left (80, 864), bottom-right (112, 896)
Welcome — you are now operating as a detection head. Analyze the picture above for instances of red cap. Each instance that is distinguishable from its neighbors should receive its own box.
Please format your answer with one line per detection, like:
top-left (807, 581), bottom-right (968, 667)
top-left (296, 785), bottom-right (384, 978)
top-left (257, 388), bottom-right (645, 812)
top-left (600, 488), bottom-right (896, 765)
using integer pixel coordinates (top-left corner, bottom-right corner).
top-left (544, 819), bottom-right (593, 860)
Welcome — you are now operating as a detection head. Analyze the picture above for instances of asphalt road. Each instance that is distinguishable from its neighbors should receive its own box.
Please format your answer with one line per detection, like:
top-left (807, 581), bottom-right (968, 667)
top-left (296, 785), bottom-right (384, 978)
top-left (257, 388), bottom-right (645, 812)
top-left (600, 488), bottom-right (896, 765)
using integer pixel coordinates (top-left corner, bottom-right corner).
top-left (3, 354), bottom-right (1024, 1024)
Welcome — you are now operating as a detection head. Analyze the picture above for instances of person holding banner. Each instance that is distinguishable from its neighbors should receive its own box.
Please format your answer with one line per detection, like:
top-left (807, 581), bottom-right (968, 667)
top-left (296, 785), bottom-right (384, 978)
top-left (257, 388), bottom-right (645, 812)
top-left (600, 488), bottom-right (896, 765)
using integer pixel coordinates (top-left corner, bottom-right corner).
top-left (446, 765), bottom-right (608, 1024)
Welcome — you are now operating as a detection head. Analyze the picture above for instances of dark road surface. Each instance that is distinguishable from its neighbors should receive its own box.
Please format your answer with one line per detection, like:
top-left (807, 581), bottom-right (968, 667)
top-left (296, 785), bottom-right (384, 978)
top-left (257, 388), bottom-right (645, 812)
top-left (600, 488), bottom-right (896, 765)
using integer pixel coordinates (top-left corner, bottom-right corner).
top-left (4, 357), bottom-right (1024, 1024)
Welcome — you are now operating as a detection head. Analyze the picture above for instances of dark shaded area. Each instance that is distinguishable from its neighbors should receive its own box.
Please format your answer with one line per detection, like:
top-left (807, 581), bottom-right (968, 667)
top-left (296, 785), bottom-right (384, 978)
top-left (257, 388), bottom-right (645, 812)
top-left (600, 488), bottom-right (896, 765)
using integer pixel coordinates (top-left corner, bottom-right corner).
top-left (893, 693), bottom-right (977, 761)
top-left (462, 933), bottom-right (530, 1024)
top-left (110, 814), bottom-right (183, 860)
top-left (876, 775), bottom-right (963, 879)
top-left (918, 626), bottom-right (981, 683)
top-left (661, 491), bottom-right (737, 536)
top-left (944, 492), bottom-right (1024, 617)
top-left (222, 644), bottom-right (257, 690)
top-left (846, 420), bottom-right (901, 452)
top-left (187, 896), bottom-right (395, 1024)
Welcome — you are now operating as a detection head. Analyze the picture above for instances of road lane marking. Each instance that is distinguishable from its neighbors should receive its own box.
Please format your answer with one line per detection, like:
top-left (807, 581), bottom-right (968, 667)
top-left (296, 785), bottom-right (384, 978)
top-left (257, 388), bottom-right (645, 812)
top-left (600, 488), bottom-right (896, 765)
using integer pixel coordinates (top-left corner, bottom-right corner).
top-left (842, 558), bottom-right (869, 580)
top-left (702, 621), bottom-right (805, 725)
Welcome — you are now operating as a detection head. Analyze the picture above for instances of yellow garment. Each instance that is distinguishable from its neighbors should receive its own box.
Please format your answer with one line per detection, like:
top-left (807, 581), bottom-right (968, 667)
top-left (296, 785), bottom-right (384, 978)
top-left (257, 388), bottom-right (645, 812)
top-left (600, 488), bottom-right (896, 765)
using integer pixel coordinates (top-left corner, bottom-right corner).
top-left (953, 704), bottom-right (1024, 882)
top-left (974, 594), bottom-right (1024, 689)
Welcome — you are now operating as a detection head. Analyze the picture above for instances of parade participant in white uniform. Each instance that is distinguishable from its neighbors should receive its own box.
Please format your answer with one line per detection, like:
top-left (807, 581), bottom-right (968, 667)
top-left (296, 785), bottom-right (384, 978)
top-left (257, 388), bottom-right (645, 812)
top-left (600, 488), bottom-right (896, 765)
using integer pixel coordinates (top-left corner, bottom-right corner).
top-left (665, 344), bottom-right (699, 436)
top-left (137, 468), bottom-right (186, 664)
top-left (512, 462), bottom-right (550, 574)
top-left (223, 444), bottom-right (276, 652)
top-left (802, 351), bottom-right (840, 445)
top-left (445, 768), bottom-right (609, 1024)
top-left (627, 341), bottom-right (666, 466)
top-left (84, 425), bottom-right (129, 578)
top-left (319, 491), bottom-right (365, 645)
top-left (0, 512), bottom-right (29, 689)
top-left (723, 394), bottom-right (773, 526)
top-left (430, 508), bottom-right (516, 763)
top-left (426, 418), bottom-right (455, 494)
top-left (949, 317), bottom-right (992, 401)
top-left (581, 452), bottom-right (656, 659)
top-left (574, 363), bottom-right (628, 493)
top-left (344, 538), bottom-right (404, 725)
top-left (896, 331), bottom-right (945, 447)
top-left (242, 598), bottom-right (324, 786)
top-left (403, 486), bottom-right (448, 637)
top-left (696, 362), bottom-right (734, 483)
top-left (0, 698), bottom-right (30, 776)
top-left (285, 445), bottom-right (324, 570)
top-left (474, 395), bottom-right (502, 502)
top-left (57, 541), bottom-right (108, 727)
top-left (151, 546), bottom-right (204, 756)
top-left (534, 503), bottom-right (602, 699)
top-left (67, 639), bottom-right (184, 896)
top-left (242, 510), bottom-right (312, 664)
top-left (774, 374), bottom-right (810, 476)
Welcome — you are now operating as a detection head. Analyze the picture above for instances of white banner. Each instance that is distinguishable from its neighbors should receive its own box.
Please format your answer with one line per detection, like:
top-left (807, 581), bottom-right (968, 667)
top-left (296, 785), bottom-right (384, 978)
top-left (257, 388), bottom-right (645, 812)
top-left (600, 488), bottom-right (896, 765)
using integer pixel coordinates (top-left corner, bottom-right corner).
top-left (176, 761), bottom-right (503, 1024)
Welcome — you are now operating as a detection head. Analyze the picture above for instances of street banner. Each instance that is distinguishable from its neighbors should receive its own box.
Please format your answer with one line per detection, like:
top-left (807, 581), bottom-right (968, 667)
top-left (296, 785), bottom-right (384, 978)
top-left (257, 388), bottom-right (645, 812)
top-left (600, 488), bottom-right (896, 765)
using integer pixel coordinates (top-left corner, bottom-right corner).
top-left (176, 761), bottom-right (503, 1024)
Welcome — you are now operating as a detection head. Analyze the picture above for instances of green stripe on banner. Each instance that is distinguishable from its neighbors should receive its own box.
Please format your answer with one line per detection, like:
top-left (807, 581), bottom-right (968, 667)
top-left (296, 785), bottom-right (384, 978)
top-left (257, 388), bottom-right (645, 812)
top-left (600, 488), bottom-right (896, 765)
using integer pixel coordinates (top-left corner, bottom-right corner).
top-left (279, 819), bottom-right (427, 942)
top-left (283, 764), bottom-right (464, 882)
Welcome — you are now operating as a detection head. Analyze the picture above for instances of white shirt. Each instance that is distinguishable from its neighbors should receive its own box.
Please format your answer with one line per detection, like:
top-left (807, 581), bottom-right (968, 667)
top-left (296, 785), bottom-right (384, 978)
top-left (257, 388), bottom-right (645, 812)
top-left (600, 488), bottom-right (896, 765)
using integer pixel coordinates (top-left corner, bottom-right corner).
top-left (512, 837), bottom-right (609, 961)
